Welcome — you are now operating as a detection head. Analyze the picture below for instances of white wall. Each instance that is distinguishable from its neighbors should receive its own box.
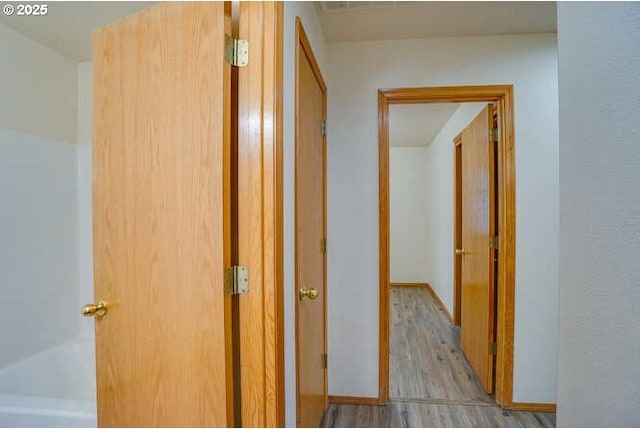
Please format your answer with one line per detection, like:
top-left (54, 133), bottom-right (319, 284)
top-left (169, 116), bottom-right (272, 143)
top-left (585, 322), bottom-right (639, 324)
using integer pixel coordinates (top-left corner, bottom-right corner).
top-left (77, 62), bottom-right (94, 339)
top-left (422, 103), bottom-right (486, 313)
top-left (0, 131), bottom-right (78, 367)
top-left (557, 3), bottom-right (640, 426)
top-left (283, 3), bottom-right (326, 426)
top-left (326, 34), bottom-right (559, 402)
top-left (389, 147), bottom-right (430, 283)
top-left (0, 23), bottom-right (77, 143)
top-left (0, 23), bottom-right (80, 368)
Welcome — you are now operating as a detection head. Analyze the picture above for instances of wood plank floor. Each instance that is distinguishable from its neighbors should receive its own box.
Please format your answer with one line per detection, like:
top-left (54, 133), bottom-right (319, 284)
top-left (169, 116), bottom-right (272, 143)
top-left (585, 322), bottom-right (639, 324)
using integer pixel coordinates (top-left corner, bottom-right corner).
top-left (322, 287), bottom-right (555, 428)
top-left (390, 287), bottom-right (491, 402)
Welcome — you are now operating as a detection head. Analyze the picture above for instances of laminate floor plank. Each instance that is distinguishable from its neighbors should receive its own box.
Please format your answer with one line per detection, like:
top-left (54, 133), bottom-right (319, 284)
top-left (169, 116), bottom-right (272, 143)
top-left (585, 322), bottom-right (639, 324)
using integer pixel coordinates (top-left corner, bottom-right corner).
top-left (390, 287), bottom-right (491, 402)
top-left (321, 287), bottom-right (555, 427)
top-left (321, 402), bottom-right (555, 428)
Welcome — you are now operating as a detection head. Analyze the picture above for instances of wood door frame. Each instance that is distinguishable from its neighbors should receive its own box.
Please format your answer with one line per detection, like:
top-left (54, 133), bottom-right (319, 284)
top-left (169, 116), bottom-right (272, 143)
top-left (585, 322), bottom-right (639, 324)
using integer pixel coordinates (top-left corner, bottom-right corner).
top-left (294, 17), bottom-right (328, 426)
top-left (453, 133), bottom-right (463, 327)
top-left (378, 85), bottom-right (516, 408)
top-left (237, 2), bottom-right (284, 426)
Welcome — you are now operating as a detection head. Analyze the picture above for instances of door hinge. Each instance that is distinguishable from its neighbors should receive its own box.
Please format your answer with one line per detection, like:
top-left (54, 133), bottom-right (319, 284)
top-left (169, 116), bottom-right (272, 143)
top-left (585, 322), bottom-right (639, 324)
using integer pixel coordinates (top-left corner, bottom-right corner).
top-left (320, 237), bottom-right (327, 254)
top-left (321, 119), bottom-right (327, 137)
top-left (489, 342), bottom-right (497, 355)
top-left (224, 265), bottom-right (249, 295)
top-left (225, 36), bottom-right (249, 67)
top-left (489, 235), bottom-right (499, 250)
top-left (322, 353), bottom-right (328, 369)
top-left (489, 128), bottom-right (499, 143)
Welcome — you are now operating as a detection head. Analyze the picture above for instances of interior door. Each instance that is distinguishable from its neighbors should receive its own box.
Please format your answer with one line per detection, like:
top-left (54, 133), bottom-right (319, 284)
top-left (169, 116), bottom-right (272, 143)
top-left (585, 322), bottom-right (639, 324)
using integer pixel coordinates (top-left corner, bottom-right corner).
top-left (459, 104), bottom-right (497, 394)
top-left (91, 3), bottom-right (232, 426)
top-left (295, 21), bottom-right (328, 428)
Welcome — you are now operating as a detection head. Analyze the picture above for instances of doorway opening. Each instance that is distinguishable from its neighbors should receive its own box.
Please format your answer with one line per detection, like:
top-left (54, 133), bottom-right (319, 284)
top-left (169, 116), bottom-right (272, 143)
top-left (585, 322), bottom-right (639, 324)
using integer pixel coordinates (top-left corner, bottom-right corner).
top-left (378, 86), bottom-right (517, 408)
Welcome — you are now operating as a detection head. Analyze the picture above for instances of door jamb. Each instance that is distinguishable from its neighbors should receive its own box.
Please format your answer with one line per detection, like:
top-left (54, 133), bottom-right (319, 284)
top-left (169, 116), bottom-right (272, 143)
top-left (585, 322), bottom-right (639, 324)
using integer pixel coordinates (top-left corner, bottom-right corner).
top-left (237, 2), bottom-right (284, 426)
top-left (294, 18), bottom-right (328, 426)
top-left (453, 133), bottom-right (463, 327)
top-left (378, 85), bottom-right (516, 408)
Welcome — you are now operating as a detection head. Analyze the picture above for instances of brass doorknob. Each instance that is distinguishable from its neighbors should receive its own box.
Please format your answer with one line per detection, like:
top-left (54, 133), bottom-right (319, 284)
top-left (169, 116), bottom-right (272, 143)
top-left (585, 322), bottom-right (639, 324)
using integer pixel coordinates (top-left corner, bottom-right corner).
top-left (81, 301), bottom-right (108, 317)
top-left (299, 287), bottom-right (319, 301)
top-left (455, 248), bottom-right (468, 256)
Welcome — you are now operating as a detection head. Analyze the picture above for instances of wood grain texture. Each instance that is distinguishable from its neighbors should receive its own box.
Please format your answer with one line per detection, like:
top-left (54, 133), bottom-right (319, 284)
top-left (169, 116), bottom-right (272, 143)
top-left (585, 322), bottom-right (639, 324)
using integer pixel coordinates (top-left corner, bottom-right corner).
top-left (295, 17), bottom-right (328, 428)
top-left (390, 282), bottom-right (430, 288)
top-left (92, 2), bottom-right (230, 426)
top-left (329, 396), bottom-right (380, 405)
top-left (378, 90), bottom-right (391, 405)
top-left (460, 105), bottom-right (496, 394)
top-left (237, 2), bottom-right (284, 427)
top-left (321, 402), bottom-right (555, 428)
top-left (510, 403), bottom-right (557, 413)
top-left (389, 288), bottom-right (490, 402)
top-left (238, 3), bottom-right (266, 425)
top-left (494, 90), bottom-right (516, 408)
top-left (378, 85), bottom-right (516, 408)
top-left (273, 4), bottom-right (285, 426)
top-left (453, 135), bottom-right (462, 326)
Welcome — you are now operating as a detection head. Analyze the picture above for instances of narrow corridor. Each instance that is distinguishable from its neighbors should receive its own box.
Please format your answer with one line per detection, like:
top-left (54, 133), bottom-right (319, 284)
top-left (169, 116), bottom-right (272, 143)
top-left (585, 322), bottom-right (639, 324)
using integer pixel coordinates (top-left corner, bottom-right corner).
top-left (322, 287), bottom-right (555, 427)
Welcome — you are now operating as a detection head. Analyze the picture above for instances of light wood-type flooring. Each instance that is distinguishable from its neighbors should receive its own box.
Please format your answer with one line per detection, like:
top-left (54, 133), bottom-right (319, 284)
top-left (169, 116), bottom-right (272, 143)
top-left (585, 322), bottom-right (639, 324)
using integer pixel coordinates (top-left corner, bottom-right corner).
top-left (321, 287), bottom-right (555, 427)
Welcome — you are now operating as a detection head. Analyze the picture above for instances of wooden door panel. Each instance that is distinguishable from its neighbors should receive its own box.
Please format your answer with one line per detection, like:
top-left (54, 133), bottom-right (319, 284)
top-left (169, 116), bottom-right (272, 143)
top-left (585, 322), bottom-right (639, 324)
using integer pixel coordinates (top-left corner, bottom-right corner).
top-left (295, 24), bottom-right (327, 428)
top-left (460, 104), bottom-right (496, 394)
top-left (92, 3), bottom-right (231, 426)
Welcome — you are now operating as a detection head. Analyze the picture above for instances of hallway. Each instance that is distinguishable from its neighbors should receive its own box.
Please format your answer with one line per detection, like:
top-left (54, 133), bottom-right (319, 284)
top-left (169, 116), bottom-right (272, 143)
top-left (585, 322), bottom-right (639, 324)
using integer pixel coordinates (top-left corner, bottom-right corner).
top-left (321, 288), bottom-right (555, 427)
top-left (390, 287), bottom-right (491, 402)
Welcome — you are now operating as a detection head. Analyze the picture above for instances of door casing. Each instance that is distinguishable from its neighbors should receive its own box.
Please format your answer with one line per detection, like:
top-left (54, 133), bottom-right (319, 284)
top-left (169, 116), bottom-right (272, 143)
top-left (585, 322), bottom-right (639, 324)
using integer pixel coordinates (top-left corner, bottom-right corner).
top-left (236, 2), bottom-right (285, 427)
top-left (377, 85), bottom-right (516, 408)
top-left (453, 134), bottom-right (463, 327)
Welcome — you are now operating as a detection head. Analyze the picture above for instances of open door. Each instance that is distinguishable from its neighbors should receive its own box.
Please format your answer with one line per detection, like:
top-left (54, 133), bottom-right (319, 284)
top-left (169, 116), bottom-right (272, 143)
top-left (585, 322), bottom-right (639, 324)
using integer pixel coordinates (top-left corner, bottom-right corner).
top-left (459, 104), bottom-right (497, 394)
top-left (91, 3), bottom-right (233, 426)
top-left (295, 19), bottom-right (328, 428)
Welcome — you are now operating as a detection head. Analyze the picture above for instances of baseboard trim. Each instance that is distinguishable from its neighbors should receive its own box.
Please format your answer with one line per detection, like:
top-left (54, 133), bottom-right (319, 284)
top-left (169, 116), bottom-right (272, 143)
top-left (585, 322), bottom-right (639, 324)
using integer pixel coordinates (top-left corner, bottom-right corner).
top-left (508, 402), bottom-right (557, 413)
top-left (423, 283), bottom-right (454, 324)
top-left (390, 282), bottom-right (429, 288)
top-left (328, 395), bottom-right (380, 406)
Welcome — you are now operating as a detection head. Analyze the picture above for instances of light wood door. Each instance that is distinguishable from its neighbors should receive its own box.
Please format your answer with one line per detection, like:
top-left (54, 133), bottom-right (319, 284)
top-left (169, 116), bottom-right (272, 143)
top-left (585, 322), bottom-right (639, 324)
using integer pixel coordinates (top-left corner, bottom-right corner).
top-left (460, 104), bottom-right (497, 394)
top-left (92, 3), bottom-right (232, 426)
top-left (295, 21), bottom-right (327, 428)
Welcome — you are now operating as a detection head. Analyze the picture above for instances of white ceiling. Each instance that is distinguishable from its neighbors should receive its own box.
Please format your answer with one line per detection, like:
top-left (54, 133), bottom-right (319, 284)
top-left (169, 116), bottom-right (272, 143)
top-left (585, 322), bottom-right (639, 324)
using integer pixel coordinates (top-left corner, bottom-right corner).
top-left (0, 2), bottom-right (153, 61)
top-left (0, 1), bottom-right (557, 61)
top-left (318, 1), bottom-right (557, 43)
top-left (389, 103), bottom-right (459, 147)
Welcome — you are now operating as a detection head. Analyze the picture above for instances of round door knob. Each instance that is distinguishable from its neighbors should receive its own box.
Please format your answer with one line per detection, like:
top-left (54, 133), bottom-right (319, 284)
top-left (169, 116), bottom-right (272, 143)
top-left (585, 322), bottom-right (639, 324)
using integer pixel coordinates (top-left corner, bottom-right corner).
top-left (455, 248), bottom-right (468, 256)
top-left (81, 301), bottom-right (108, 317)
top-left (299, 287), bottom-right (319, 301)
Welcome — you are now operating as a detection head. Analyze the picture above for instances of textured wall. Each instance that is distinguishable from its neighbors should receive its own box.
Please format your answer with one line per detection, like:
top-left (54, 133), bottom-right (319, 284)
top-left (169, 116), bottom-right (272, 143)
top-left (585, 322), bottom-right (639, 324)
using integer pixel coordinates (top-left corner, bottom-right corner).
top-left (557, 3), bottom-right (640, 426)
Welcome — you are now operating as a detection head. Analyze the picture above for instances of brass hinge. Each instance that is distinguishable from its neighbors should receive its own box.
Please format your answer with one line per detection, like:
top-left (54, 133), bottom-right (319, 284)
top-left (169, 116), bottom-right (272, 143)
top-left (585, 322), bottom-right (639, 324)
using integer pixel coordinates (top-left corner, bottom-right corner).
top-left (489, 235), bottom-right (499, 250)
top-left (225, 36), bottom-right (249, 67)
top-left (489, 128), bottom-right (499, 143)
top-left (224, 265), bottom-right (249, 295)
top-left (322, 353), bottom-right (328, 369)
top-left (320, 237), bottom-right (327, 254)
top-left (489, 342), bottom-right (497, 355)
top-left (321, 119), bottom-right (327, 137)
